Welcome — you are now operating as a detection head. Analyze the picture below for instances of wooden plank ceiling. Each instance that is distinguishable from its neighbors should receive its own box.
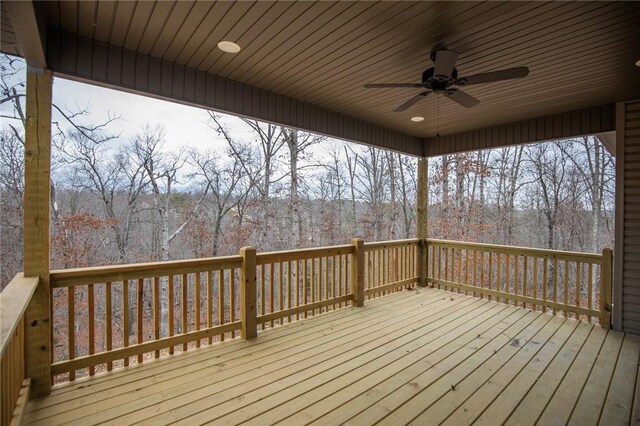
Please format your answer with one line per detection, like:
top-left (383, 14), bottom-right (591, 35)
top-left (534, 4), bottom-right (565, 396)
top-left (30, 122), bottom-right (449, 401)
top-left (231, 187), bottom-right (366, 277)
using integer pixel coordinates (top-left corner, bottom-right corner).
top-left (4, 1), bottom-right (640, 141)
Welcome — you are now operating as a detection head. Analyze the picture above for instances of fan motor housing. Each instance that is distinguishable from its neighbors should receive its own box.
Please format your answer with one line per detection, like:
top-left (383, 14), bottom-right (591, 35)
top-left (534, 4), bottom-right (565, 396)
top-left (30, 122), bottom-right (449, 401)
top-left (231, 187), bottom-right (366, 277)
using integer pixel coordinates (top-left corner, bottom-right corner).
top-left (422, 67), bottom-right (458, 91)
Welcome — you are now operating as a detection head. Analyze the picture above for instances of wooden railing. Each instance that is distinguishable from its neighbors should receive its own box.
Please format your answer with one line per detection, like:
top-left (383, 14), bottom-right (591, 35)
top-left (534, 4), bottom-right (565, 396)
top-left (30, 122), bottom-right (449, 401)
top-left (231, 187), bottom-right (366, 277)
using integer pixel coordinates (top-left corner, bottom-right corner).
top-left (0, 274), bottom-right (39, 426)
top-left (255, 243), bottom-right (357, 328)
top-left (50, 256), bottom-right (243, 381)
top-left (44, 237), bottom-right (613, 384)
top-left (426, 239), bottom-right (613, 327)
top-left (363, 239), bottom-right (420, 298)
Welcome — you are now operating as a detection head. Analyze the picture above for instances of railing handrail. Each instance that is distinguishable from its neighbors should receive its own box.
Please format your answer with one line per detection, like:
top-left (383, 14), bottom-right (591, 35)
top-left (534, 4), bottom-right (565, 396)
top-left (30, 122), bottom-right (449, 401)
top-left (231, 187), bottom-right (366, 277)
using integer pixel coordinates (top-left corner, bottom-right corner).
top-left (50, 255), bottom-right (243, 287)
top-left (0, 273), bottom-right (39, 358)
top-left (256, 244), bottom-right (354, 265)
top-left (426, 238), bottom-right (603, 263)
top-left (364, 238), bottom-right (420, 251)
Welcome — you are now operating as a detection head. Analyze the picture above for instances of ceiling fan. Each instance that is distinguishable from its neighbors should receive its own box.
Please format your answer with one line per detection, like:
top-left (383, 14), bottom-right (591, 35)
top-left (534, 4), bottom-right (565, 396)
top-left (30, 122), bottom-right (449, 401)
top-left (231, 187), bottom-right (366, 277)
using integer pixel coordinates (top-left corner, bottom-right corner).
top-left (364, 49), bottom-right (529, 112)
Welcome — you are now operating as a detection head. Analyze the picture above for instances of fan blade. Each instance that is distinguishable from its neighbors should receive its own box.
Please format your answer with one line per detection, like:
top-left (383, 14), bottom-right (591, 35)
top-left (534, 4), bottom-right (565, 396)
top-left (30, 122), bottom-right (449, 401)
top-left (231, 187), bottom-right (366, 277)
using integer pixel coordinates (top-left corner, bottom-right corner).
top-left (393, 91), bottom-right (431, 112)
top-left (433, 50), bottom-right (458, 78)
top-left (364, 83), bottom-right (425, 88)
top-left (456, 66), bottom-right (529, 86)
top-left (444, 89), bottom-right (479, 108)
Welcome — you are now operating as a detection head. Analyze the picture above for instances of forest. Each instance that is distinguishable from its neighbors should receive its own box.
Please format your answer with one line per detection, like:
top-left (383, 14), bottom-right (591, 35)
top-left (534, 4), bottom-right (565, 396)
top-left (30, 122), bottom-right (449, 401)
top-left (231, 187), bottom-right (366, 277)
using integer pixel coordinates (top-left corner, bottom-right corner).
top-left (0, 54), bottom-right (615, 289)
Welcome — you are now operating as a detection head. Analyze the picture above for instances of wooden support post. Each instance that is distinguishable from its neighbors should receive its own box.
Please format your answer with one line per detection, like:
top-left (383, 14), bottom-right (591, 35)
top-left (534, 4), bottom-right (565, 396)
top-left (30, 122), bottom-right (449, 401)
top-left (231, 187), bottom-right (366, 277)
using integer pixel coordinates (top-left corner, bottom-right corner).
top-left (23, 68), bottom-right (52, 398)
top-left (600, 247), bottom-right (613, 329)
top-left (240, 246), bottom-right (257, 339)
top-left (417, 157), bottom-right (428, 287)
top-left (350, 238), bottom-right (365, 307)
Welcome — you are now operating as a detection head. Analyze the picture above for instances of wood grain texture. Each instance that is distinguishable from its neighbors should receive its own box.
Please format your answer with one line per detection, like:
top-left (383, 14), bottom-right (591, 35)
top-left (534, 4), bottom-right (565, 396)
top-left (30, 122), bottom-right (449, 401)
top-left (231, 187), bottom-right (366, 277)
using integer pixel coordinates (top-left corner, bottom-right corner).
top-left (22, 288), bottom-right (640, 426)
top-left (22, 68), bottom-right (52, 398)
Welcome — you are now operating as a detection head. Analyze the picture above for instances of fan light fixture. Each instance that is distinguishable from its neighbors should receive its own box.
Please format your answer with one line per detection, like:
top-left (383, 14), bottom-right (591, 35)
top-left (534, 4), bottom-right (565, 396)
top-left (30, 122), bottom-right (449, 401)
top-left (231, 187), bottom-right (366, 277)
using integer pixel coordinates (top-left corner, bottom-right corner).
top-left (411, 116), bottom-right (425, 122)
top-left (218, 41), bottom-right (241, 53)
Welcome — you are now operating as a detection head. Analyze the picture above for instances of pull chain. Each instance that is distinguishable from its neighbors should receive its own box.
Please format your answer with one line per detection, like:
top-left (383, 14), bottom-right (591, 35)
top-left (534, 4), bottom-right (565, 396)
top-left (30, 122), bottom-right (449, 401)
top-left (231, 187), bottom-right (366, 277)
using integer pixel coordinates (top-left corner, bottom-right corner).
top-left (436, 95), bottom-right (440, 137)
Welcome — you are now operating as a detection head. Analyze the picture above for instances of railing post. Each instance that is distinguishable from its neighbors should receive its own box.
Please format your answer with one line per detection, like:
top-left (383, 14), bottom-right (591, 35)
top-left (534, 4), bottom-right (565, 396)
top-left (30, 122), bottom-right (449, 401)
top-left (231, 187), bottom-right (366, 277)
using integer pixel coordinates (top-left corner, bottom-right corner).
top-left (351, 238), bottom-right (365, 307)
top-left (23, 68), bottom-right (53, 398)
top-left (600, 247), bottom-right (613, 329)
top-left (417, 157), bottom-right (428, 287)
top-left (240, 246), bottom-right (257, 339)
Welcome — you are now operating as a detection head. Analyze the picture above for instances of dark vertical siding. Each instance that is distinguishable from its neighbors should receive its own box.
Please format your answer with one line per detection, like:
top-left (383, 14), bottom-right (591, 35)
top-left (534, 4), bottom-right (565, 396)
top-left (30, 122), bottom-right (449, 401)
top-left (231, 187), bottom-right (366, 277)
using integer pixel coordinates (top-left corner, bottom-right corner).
top-left (424, 105), bottom-right (616, 156)
top-left (620, 100), bottom-right (640, 335)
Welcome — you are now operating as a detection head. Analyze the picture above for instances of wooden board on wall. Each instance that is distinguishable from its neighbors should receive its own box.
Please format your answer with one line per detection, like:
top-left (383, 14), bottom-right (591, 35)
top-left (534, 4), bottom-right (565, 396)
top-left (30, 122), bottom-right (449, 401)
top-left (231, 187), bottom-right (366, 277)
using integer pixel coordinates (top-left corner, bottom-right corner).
top-left (423, 104), bottom-right (616, 157)
top-left (617, 99), bottom-right (640, 334)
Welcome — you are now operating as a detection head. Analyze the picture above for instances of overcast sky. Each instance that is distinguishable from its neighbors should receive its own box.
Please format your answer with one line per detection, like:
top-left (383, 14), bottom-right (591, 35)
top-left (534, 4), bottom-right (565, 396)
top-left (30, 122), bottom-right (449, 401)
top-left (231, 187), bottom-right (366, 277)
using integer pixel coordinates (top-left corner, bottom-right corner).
top-left (52, 77), bottom-right (255, 153)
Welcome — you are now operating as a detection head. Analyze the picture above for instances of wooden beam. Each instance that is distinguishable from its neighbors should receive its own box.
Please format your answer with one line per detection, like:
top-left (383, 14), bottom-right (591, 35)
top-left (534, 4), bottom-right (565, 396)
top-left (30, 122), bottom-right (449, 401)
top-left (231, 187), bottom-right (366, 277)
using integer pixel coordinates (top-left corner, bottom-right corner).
top-left (600, 248), bottom-right (613, 329)
top-left (417, 157), bottom-right (428, 287)
top-left (0, 274), bottom-right (39, 358)
top-left (350, 238), bottom-right (364, 307)
top-left (4, 1), bottom-right (46, 68)
top-left (23, 69), bottom-right (52, 398)
top-left (240, 247), bottom-right (257, 339)
top-left (613, 102), bottom-right (625, 331)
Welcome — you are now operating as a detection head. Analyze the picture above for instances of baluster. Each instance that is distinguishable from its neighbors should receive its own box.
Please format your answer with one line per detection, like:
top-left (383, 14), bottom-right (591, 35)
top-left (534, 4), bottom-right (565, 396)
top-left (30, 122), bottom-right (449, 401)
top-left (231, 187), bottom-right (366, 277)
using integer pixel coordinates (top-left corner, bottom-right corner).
top-left (88, 283), bottom-right (95, 375)
top-left (303, 259), bottom-right (308, 317)
top-left (563, 261), bottom-right (569, 317)
top-left (195, 272), bottom-right (201, 347)
top-left (169, 275), bottom-right (174, 352)
top-left (479, 251), bottom-right (484, 299)
top-left (153, 276), bottom-right (160, 356)
top-left (123, 281), bottom-right (129, 367)
top-left (588, 263), bottom-right (593, 322)
top-left (553, 257), bottom-right (558, 315)
top-left (106, 282), bottom-right (112, 370)
top-left (576, 262), bottom-right (582, 320)
top-left (229, 269), bottom-right (236, 328)
top-left (278, 262), bottom-right (284, 325)
top-left (137, 278), bottom-right (143, 362)
top-left (182, 274), bottom-right (188, 351)
top-left (207, 271), bottom-right (213, 344)
top-left (543, 258), bottom-right (548, 311)
top-left (331, 255), bottom-right (341, 311)
top-left (68, 286), bottom-right (75, 380)
top-left (523, 257), bottom-right (528, 309)
top-left (323, 257), bottom-right (328, 307)
top-left (533, 257), bottom-right (538, 311)
top-left (269, 263), bottom-right (274, 327)
top-left (218, 269), bottom-right (224, 341)
top-left (261, 264), bottom-right (266, 328)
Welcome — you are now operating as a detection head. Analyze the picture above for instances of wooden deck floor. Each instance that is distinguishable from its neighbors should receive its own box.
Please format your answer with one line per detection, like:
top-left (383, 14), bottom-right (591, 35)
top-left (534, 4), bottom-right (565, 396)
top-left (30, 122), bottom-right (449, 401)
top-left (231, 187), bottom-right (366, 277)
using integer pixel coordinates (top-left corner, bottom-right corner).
top-left (25, 287), bottom-right (640, 425)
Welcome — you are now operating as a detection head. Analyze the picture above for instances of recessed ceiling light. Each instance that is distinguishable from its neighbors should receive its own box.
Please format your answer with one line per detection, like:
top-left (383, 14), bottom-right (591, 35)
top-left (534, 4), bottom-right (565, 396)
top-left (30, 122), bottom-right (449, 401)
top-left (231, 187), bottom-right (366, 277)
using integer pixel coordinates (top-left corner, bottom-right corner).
top-left (636, 59), bottom-right (640, 67)
top-left (411, 116), bottom-right (425, 122)
top-left (218, 41), bottom-right (241, 53)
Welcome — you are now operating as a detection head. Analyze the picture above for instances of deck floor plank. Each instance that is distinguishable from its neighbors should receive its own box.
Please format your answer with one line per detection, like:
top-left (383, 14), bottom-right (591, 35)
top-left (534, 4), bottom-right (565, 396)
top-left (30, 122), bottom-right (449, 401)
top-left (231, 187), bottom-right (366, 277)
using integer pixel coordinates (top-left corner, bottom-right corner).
top-left (119, 293), bottom-right (472, 425)
top-left (600, 334), bottom-right (640, 425)
top-left (282, 305), bottom-right (525, 426)
top-left (29, 295), bottom-right (444, 424)
top-left (462, 318), bottom-right (581, 425)
top-left (23, 288), bottom-right (640, 426)
top-left (504, 321), bottom-right (594, 426)
top-left (568, 330), bottom-right (624, 426)
top-left (168, 297), bottom-right (487, 425)
top-left (536, 325), bottom-right (609, 425)
top-left (243, 302), bottom-right (514, 426)
top-left (403, 315), bottom-right (563, 426)
top-left (314, 310), bottom-right (538, 426)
